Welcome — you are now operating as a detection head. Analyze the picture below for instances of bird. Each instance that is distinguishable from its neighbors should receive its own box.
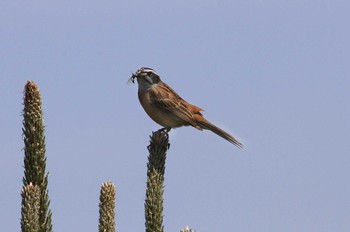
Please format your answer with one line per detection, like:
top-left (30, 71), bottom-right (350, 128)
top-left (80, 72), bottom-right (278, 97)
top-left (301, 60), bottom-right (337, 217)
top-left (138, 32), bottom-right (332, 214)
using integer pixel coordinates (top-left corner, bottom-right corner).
top-left (129, 67), bottom-right (243, 148)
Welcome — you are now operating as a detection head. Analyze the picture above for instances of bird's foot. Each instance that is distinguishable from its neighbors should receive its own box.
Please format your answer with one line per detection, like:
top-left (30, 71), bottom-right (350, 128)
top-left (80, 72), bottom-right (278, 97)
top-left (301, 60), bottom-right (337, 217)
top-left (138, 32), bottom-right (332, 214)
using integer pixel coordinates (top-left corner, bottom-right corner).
top-left (157, 127), bottom-right (171, 133)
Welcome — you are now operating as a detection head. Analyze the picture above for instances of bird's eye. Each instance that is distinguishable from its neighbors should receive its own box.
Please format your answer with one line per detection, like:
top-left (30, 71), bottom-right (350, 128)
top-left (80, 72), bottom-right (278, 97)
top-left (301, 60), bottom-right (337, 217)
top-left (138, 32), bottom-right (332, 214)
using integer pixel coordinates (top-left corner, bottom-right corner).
top-left (147, 72), bottom-right (153, 76)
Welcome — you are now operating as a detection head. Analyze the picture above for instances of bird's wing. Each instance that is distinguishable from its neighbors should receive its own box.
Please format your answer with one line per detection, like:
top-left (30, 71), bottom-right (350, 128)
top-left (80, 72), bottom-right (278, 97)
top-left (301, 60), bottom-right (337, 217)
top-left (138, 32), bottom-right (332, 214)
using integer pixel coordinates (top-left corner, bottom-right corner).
top-left (149, 82), bottom-right (200, 128)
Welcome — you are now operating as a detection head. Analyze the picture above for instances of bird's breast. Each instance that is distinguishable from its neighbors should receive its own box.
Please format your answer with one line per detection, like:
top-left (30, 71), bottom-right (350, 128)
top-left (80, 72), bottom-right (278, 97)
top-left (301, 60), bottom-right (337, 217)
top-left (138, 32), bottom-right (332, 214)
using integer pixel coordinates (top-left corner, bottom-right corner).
top-left (138, 90), bottom-right (184, 128)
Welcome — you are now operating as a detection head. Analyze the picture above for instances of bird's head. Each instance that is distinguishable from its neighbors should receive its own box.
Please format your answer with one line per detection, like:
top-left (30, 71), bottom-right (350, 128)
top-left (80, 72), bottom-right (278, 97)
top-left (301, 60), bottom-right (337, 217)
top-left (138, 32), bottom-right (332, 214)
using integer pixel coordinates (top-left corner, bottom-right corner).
top-left (129, 67), bottom-right (161, 90)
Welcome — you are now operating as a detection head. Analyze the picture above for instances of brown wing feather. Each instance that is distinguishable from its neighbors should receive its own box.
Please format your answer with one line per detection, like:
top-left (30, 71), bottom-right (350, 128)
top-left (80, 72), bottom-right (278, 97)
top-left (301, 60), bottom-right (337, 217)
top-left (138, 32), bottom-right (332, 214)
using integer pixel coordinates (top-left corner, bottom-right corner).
top-left (149, 82), bottom-right (201, 128)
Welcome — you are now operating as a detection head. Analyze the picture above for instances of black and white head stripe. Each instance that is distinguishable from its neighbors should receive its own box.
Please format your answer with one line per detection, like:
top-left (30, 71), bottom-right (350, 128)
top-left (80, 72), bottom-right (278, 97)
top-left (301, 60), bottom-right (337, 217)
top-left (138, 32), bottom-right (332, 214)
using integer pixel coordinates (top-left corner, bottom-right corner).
top-left (137, 67), bottom-right (159, 76)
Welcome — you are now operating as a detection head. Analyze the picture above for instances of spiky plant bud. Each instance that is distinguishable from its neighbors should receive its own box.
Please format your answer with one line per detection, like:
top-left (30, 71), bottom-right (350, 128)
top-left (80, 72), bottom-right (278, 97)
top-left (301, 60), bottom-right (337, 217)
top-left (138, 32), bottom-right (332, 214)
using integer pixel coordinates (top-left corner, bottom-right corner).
top-left (99, 181), bottom-right (116, 232)
top-left (180, 225), bottom-right (196, 232)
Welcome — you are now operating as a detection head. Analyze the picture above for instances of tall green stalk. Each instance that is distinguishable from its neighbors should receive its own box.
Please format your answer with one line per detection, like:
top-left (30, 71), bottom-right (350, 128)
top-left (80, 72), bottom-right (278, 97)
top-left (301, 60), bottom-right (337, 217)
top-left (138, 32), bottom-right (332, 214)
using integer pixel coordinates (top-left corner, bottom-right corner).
top-left (22, 81), bottom-right (53, 232)
top-left (145, 130), bottom-right (170, 232)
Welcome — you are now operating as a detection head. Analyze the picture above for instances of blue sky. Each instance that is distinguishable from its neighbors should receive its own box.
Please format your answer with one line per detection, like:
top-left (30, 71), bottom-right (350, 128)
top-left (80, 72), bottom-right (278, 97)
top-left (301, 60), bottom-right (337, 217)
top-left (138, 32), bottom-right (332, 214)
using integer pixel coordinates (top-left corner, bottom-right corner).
top-left (1, 1), bottom-right (349, 231)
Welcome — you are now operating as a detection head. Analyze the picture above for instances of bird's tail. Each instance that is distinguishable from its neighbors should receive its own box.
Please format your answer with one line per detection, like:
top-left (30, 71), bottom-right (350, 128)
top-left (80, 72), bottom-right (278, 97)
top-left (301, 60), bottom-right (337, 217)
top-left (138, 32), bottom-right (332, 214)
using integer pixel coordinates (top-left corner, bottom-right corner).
top-left (196, 117), bottom-right (243, 148)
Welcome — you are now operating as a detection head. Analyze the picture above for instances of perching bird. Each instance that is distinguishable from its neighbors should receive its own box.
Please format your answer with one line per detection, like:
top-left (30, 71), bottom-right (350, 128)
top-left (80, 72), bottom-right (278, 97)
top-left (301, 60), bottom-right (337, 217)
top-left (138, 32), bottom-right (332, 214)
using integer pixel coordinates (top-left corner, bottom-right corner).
top-left (129, 67), bottom-right (243, 148)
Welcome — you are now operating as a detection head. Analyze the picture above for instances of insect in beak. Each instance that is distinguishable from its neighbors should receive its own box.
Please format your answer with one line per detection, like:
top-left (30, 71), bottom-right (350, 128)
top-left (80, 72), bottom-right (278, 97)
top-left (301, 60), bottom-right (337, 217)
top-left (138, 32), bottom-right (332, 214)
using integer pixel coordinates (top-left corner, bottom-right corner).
top-left (127, 74), bottom-right (136, 84)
